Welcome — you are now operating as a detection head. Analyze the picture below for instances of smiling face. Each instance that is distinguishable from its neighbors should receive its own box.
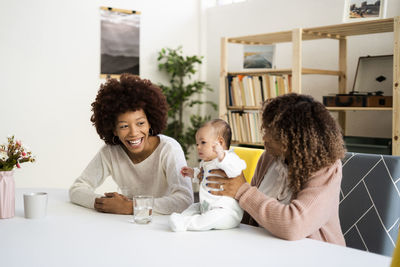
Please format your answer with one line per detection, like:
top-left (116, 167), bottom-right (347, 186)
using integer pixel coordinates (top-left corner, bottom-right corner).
top-left (195, 125), bottom-right (220, 162)
top-left (113, 109), bottom-right (152, 158)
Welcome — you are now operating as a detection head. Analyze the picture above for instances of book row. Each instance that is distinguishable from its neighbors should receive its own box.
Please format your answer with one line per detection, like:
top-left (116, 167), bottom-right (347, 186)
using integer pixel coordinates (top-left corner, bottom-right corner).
top-left (227, 111), bottom-right (263, 144)
top-left (226, 74), bottom-right (292, 107)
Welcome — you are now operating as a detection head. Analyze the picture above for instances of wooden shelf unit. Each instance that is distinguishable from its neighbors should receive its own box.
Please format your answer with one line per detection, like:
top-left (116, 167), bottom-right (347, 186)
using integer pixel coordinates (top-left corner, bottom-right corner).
top-left (219, 17), bottom-right (400, 155)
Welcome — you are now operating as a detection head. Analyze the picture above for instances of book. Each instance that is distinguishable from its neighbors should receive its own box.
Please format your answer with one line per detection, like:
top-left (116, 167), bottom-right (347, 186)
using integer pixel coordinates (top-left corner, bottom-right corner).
top-left (226, 76), bottom-right (233, 106)
top-left (248, 112), bottom-right (256, 143)
top-left (253, 76), bottom-right (263, 106)
top-left (286, 74), bottom-right (292, 93)
top-left (229, 112), bottom-right (236, 140)
top-left (261, 74), bottom-right (271, 100)
top-left (237, 75), bottom-right (247, 106)
top-left (234, 112), bottom-right (243, 142)
top-left (246, 76), bottom-right (256, 106)
top-left (242, 76), bottom-right (252, 106)
top-left (269, 75), bottom-right (277, 98)
top-left (231, 76), bottom-right (242, 106)
top-left (277, 76), bottom-right (285, 96)
top-left (244, 113), bottom-right (251, 142)
top-left (238, 113), bottom-right (245, 143)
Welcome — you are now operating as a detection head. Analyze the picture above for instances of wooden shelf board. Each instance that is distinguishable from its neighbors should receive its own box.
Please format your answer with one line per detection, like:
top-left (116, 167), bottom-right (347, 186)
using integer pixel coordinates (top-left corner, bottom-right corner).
top-left (228, 18), bottom-right (394, 45)
top-left (227, 68), bottom-right (341, 76)
top-left (302, 68), bottom-right (341, 75)
top-left (227, 69), bottom-right (292, 75)
top-left (305, 18), bottom-right (394, 38)
top-left (100, 74), bottom-right (121, 79)
top-left (228, 31), bottom-right (293, 45)
top-left (326, 107), bottom-right (393, 111)
top-left (232, 141), bottom-right (264, 146)
top-left (228, 106), bottom-right (261, 111)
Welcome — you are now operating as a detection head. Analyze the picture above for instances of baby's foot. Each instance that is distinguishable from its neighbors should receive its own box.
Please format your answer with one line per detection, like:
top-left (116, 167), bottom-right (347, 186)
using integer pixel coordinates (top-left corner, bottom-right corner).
top-left (169, 213), bottom-right (186, 232)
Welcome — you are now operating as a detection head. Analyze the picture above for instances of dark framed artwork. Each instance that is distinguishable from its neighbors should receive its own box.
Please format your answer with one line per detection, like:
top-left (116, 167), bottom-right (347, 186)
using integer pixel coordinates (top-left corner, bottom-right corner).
top-left (100, 7), bottom-right (140, 78)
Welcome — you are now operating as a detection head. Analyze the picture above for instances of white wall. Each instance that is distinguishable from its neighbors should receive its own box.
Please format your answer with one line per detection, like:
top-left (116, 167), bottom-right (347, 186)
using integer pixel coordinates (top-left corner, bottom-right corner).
top-left (3, 0), bottom-right (399, 189)
top-left (204, 0), bottom-right (400, 138)
top-left (0, 0), bottom-right (201, 189)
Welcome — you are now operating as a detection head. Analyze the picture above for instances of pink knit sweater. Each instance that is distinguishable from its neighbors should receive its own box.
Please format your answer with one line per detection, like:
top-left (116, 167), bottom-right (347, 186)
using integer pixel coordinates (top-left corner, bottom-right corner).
top-left (235, 152), bottom-right (345, 246)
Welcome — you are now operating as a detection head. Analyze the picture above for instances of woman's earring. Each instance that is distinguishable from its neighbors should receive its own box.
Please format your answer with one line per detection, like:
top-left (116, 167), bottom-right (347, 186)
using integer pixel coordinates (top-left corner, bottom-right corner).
top-left (112, 135), bottom-right (120, 145)
top-left (149, 128), bottom-right (154, 136)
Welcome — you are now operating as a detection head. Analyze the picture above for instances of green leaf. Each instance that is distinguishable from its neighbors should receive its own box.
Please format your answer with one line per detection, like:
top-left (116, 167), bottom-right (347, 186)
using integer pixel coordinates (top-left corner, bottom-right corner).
top-left (157, 46), bottom-right (217, 158)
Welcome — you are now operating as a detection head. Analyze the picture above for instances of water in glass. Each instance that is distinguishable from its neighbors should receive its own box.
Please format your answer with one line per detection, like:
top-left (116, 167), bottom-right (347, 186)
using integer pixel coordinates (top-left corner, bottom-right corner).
top-left (134, 206), bottom-right (153, 224)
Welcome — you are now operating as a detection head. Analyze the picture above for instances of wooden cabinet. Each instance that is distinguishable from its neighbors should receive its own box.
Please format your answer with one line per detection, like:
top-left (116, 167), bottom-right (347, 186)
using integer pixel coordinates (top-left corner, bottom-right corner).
top-left (219, 17), bottom-right (400, 155)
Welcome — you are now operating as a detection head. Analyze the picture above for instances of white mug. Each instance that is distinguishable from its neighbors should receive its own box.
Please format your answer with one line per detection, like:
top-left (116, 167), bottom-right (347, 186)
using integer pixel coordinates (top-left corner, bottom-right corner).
top-left (23, 192), bottom-right (48, 219)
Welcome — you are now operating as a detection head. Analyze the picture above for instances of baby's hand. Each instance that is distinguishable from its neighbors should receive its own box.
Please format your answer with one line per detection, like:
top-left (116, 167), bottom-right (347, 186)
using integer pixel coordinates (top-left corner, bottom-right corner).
top-left (213, 142), bottom-right (225, 161)
top-left (181, 166), bottom-right (194, 178)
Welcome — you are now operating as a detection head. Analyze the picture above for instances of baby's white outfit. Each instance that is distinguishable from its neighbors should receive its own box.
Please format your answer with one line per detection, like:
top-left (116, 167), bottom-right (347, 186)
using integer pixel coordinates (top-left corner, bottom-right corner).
top-left (169, 149), bottom-right (246, 231)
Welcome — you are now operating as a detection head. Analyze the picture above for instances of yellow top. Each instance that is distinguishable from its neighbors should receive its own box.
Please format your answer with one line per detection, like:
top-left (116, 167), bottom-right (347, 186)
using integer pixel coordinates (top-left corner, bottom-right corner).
top-left (392, 230), bottom-right (400, 267)
top-left (233, 146), bottom-right (264, 183)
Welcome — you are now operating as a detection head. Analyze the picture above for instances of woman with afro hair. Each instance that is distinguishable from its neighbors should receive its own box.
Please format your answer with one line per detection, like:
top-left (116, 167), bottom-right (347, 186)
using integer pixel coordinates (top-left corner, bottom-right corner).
top-left (206, 93), bottom-right (346, 245)
top-left (69, 74), bottom-right (193, 215)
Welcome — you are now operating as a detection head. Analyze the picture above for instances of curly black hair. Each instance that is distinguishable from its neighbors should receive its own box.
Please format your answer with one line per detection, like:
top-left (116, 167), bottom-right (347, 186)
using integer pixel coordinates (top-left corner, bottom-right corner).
top-left (91, 74), bottom-right (168, 145)
top-left (262, 93), bottom-right (345, 196)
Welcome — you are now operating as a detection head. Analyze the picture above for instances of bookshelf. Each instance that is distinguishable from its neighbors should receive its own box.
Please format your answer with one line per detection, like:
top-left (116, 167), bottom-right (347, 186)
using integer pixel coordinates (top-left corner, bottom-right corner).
top-left (219, 17), bottom-right (400, 155)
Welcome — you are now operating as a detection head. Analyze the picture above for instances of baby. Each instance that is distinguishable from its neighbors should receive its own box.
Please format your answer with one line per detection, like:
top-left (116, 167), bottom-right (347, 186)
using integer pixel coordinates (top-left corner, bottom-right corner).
top-left (169, 119), bottom-right (246, 231)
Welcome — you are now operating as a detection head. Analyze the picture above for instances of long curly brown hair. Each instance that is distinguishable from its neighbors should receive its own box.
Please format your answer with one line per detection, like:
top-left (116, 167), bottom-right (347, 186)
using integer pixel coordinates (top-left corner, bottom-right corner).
top-left (91, 74), bottom-right (168, 145)
top-left (262, 93), bottom-right (345, 196)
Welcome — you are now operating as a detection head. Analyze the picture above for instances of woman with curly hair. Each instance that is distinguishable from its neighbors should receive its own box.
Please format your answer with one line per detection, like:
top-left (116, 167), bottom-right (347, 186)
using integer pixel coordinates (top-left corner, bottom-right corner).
top-left (69, 74), bottom-right (193, 214)
top-left (206, 93), bottom-right (346, 245)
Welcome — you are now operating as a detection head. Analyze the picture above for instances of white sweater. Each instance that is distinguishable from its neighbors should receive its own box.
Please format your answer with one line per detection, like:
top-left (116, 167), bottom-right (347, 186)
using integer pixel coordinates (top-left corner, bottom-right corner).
top-left (69, 135), bottom-right (193, 214)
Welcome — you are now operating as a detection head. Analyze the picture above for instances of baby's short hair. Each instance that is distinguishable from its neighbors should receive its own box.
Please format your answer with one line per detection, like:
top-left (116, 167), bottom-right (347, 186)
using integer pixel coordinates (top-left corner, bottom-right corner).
top-left (201, 119), bottom-right (232, 149)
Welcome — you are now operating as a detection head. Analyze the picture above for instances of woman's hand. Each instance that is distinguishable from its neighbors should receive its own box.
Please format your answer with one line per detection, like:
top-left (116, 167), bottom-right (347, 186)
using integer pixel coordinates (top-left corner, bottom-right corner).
top-left (94, 192), bottom-right (133, 214)
top-left (206, 170), bottom-right (247, 198)
top-left (198, 167), bottom-right (204, 183)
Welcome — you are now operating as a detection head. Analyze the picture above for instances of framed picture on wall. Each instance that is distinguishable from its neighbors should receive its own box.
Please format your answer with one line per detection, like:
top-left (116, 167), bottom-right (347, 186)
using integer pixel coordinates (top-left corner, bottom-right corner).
top-left (100, 7), bottom-right (141, 79)
top-left (343, 0), bottom-right (387, 22)
top-left (243, 45), bottom-right (275, 69)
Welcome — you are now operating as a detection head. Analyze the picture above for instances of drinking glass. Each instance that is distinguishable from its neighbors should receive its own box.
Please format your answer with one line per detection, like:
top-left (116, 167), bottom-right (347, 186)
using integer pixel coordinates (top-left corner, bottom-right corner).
top-left (133, 196), bottom-right (154, 224)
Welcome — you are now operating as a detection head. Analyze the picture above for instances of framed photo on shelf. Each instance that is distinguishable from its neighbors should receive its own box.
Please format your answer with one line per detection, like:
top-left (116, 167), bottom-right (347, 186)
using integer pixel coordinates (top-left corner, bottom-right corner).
top-left (343, 0), bottom-right (387, 22)
top-left (243, 45), bottom-right (275, 69)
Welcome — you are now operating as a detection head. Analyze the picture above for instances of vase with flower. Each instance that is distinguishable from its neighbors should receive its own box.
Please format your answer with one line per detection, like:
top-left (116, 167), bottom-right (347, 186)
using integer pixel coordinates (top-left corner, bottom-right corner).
top-left (0, 136), bottom-right (35, 218)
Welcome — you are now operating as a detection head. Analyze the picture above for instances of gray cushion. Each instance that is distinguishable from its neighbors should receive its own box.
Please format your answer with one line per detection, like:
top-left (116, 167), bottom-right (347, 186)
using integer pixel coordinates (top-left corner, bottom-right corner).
top-left (340, 152), bottom-right (400, 256)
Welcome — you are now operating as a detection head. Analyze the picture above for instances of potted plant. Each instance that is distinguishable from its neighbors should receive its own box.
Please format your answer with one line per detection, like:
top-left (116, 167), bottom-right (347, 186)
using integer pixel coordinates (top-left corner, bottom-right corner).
top-left (0, 135), bottom-right (35, 218)
top-left (157, 47), bottom-right (217, 156)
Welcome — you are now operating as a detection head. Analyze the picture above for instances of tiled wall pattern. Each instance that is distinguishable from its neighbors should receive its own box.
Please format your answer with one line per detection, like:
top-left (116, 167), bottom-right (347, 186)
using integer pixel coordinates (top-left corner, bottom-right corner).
top-left (340, 152), bottom-right (400, 256)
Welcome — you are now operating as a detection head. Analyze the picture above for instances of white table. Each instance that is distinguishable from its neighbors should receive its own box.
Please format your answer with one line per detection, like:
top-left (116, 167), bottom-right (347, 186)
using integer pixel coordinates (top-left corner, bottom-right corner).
top-left (0, 189), bottom-right (392, 267)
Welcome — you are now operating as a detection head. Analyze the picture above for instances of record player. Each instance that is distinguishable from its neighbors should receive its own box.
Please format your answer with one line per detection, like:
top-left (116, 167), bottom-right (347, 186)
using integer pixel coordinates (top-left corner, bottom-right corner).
top-left (323, 90), bottom-right (392, 107)
top-left (323, 55), bottom-right (393, 108)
